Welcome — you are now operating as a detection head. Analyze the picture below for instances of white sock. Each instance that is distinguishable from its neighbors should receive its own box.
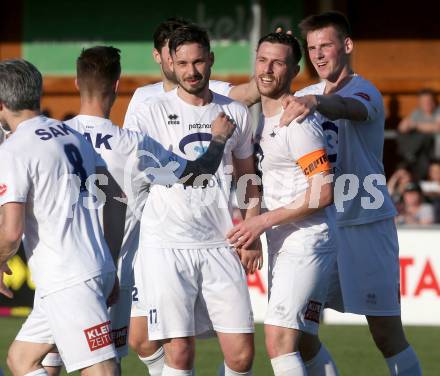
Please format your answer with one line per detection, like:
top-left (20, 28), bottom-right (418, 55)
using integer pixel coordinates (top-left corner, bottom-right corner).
top-left (271, 352), bottom-right (306, 376)
top-left (385, 346), bottom-right (422, 375)
top-left (25, 369), bottom-right (49, 376)
top-left (139, 347), bottom-right (165, 376)
top-left (41, 352), bottom-right (64, 367)
top-left (162, 364), bottom-right (193, 376)
top-left (221, 362), bottom-right (252, 375)
top-left (304, 345), bottom-right (339, 375)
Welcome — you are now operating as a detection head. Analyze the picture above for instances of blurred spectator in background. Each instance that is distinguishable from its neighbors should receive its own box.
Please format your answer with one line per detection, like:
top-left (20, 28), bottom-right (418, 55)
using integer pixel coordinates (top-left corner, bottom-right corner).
top-left (388, 163), bottom-right (416, 212)
top-left (397, 89), bottom-right (440, 179)
top-left (396, 182), bottom-right (435, 225)
top-left (421, 159), bottom-right (440, 223)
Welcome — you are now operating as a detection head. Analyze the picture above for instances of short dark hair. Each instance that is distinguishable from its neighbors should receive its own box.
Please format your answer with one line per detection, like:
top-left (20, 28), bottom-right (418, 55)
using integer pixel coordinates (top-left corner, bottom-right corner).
top-left (418, 88), bottom-right (435, 97)
top-left (299, 11), bottom-right (351, 40)
top-left (168, 25), bottom-right (210, 55)
top-left (257, 32), bottom-right (302, 64)
top-left (153, 17), bottom-right (190, 51)
top-left (0, 59), bottom-right (42, 111)
top-left (76, 46), bottom-right (121, 95)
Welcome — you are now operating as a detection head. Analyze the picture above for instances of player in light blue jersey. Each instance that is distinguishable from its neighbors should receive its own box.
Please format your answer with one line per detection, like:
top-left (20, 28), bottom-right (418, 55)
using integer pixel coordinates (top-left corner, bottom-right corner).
top-left (280, 11), bottom-right (421, 376)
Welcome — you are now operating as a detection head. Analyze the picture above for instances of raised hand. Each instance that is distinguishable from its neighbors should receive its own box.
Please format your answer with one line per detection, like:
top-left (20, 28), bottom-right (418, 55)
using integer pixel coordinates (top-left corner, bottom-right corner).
top-left (280, 95), bottom-right (318, 126)
top-left (211, 112), bottom-right (236, 143)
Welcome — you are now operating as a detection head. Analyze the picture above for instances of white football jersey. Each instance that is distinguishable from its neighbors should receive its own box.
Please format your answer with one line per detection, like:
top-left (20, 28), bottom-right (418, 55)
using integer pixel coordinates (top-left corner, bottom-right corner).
top-left (128, 88), bottom-right (253, 249)
top-left (255, 112), bottom-right (334, 253)
top-left (295, 75), bottom-right (397, 226)
top-left (66, 115), bottom-right (188, 286)
top-left (123, 80), bottom-right (233, 128)
top-left (0, 116), bottom-right (115, 297)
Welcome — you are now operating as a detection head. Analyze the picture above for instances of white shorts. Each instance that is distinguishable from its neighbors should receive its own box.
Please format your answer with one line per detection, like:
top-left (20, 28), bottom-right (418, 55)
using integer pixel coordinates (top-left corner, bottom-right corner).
top-left (265, 246), bottom-right (337, 335)
top-left (17, 273), bottom-right (117, 373)
top-left (336, 218), bottom-right (401, 316)
top-left (137, 246), bottom-right (254, 341)
top-left (131, 254), bottom-right (215, 338)
top-left (108, 287), bottom-right (131, 358)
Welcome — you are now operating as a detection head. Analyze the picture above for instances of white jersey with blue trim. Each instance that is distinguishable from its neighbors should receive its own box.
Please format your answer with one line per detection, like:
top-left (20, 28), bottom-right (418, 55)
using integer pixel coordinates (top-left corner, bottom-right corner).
top-left (295, 75), bottom-right (397, 226)
top-left (128, 88), bottom-right (254, 249)
top-left (0, 116), bottom-right (115, 297)
top-left (66, 115), bottom-right (187, 286)
top-left (123, 80), bottom-right (233, 128)
top-left (255, 112), bottom-right (335, 253)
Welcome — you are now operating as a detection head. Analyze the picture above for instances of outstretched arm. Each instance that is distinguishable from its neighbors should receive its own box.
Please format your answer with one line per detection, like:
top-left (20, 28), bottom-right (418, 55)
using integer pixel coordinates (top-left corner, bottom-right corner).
top-left (280, 94), bottom-right (368, 125)
top-left (228, 78), bottom-right (260, 107)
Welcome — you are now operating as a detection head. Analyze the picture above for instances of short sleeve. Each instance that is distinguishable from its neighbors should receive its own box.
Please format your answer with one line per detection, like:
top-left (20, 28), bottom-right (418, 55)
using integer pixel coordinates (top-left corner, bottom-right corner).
top-left (123, 89), bottom-right (143, 130)
top-left (286, 118), bottom-right (331, 177)
top-left (209, 80), bottom-right (234, 97)
top-left (124, 99), bottom-right (158, 136)
top-left (410, 110), bottom-right (422, 122)
top-left (419, 204), bottom-right (435, 223)
top-left (232, 107), bottom-right (254, 160)
top-left (345, 80), bottom-right (383, 122)
top-left (0, 150), bottom-right (30, 205)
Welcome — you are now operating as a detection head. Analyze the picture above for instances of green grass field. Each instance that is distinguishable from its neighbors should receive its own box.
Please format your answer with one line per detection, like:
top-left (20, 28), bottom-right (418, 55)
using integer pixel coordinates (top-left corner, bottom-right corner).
top-left (0, 318), bottom-right (438, 375)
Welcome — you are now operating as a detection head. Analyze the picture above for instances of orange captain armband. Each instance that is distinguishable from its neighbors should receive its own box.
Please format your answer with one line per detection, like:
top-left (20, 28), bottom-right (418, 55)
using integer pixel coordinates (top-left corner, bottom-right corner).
top-left (297, 148), bottom-right (332, 177)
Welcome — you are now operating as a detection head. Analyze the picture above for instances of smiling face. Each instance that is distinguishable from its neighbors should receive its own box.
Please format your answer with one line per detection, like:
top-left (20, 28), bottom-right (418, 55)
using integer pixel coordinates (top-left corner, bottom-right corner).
top-left (169, 42), bottom-right (213, 95)
top-left (255, 42), bottom-right (298, 99)
top-left (306, 26), bottom-right (352, 83)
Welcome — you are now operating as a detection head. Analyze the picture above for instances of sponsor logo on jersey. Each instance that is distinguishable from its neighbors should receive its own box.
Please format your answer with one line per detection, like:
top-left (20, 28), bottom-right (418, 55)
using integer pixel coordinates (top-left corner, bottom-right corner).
top-left (178, 132), bottom-right (212, 156)
top-left (112, 326), bottom-right (128, 348)
top-left (188, 123), bottom-right (211, 131)
top-left (354, 92), bottom-right (371, 101)
top-left (84, 321), bottom-right (113, 351)
top-left (304, 300), bottom-right (322, 323)
top-left (0, 183), bottom-right (7, 196)
top-left (168, 114), bottom-right (180, 125)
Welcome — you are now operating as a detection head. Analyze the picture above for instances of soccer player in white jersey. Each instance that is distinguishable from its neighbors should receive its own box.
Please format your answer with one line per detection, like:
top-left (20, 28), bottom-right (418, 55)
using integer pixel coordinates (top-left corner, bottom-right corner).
top-left (124, 18), bottom-right (260, 374)
top-left (227, 32), bottom-right (339, 376)
top-left (0, 60), bottom-right (119, 375)
top-left (279, 12), bottom-right (422, 375)
top-left (126, 25), bottom-right (262, 376)
top-left (41, 46), bottom-right (237, 375)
